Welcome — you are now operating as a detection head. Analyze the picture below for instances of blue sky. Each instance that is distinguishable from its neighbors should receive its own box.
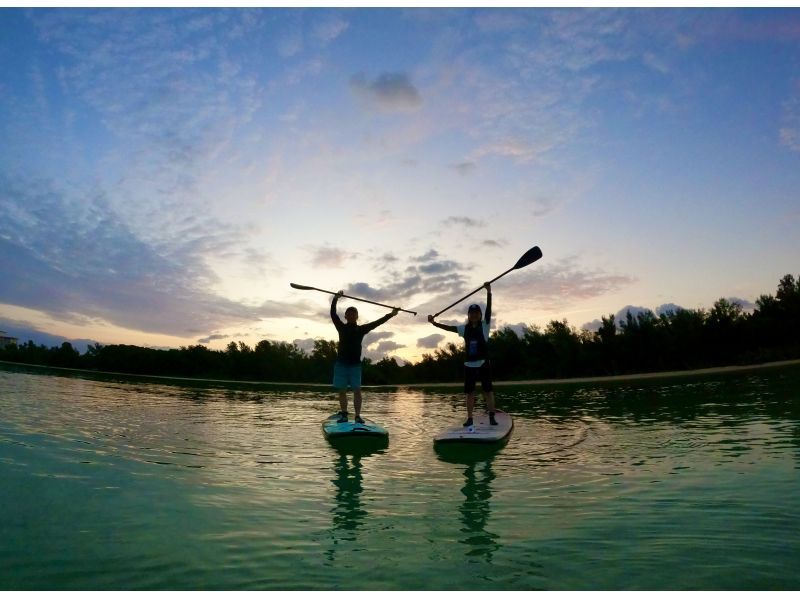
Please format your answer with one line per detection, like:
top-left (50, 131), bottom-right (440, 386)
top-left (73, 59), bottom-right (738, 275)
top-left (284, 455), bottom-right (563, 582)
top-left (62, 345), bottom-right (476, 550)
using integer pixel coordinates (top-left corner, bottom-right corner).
top-left (1, 8), bottom-right (799, 362)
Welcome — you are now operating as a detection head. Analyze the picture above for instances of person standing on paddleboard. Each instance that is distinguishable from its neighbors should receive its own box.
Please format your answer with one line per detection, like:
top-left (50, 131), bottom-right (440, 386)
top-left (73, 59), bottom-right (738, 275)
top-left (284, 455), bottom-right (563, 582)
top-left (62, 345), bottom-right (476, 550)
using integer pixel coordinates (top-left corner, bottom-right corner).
top-left (427, 282), bottom-right (498, 427)
top-left (331, 291), bottom-right (399, 424)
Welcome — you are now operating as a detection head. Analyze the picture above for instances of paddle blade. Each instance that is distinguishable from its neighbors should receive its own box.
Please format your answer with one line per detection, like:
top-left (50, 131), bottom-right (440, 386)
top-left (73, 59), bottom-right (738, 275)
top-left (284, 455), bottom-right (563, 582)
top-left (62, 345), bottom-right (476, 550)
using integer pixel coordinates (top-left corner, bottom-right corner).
top-left (512, 246), bottom-right (542, 270)
top-left (290, 282), bottom-right (314, 290)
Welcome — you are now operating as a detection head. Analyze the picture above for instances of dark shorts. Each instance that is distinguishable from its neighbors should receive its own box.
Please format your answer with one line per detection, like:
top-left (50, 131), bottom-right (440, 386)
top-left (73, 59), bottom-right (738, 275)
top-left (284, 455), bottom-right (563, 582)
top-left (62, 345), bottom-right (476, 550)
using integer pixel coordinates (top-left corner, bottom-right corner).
top-left (464, 361), bottom-right (493, 394)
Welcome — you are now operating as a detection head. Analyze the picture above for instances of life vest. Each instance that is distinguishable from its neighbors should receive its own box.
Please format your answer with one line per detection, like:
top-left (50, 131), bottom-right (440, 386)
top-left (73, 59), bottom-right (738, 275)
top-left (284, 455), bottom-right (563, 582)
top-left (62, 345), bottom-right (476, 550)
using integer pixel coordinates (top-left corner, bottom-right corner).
top-left (463, 323), bottom-right (489, 361)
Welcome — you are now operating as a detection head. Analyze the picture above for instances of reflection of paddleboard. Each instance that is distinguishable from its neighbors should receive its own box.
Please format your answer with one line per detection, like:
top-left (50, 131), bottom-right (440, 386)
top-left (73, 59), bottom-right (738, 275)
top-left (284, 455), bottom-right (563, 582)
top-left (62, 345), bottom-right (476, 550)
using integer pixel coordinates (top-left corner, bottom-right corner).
top-left (433, 410), bottom-right (513, 444)
top-left (322, 414), bottom-right (389, 439)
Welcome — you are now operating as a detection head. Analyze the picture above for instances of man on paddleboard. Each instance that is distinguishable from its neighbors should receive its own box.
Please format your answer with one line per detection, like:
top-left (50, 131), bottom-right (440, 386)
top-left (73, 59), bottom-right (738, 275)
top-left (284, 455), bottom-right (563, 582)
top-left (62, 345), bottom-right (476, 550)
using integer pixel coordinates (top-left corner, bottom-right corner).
top-left (331, 291), bottom-right (399, 423)
top-left (428, 282), bottom-right (498, 427)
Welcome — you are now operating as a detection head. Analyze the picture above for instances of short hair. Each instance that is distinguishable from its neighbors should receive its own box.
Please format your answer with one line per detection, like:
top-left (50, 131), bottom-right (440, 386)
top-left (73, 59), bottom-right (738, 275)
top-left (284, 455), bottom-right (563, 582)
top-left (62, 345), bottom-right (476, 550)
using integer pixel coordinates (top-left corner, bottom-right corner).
top-left (345, 306), bottom-right (358, 316)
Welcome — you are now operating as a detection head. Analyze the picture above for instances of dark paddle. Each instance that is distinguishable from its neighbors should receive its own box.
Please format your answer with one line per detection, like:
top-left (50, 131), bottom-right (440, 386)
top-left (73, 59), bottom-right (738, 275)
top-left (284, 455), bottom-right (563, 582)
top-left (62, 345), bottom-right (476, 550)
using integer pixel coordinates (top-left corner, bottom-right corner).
top-left (432, 245), bottom-right (543, 318)
top-left (290, 283), bottom-right (417, 315)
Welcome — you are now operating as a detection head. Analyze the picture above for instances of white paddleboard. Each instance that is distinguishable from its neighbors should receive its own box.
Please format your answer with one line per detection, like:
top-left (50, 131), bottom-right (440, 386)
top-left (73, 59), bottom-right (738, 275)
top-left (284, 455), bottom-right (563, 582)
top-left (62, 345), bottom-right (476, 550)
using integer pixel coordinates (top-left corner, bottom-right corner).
top-left (322, 414), bottom-right (389, 439)
top-left (433, 410), bottom-right (513, 444)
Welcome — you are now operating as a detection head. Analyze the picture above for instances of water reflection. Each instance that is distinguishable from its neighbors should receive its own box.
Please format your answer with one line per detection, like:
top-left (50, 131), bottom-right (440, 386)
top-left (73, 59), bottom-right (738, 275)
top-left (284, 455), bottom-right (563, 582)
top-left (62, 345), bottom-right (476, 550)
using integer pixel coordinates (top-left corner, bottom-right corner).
top-left (435, 442), bottom-right (507, 564)
top-left (325, 437), bottom-right (388, 563)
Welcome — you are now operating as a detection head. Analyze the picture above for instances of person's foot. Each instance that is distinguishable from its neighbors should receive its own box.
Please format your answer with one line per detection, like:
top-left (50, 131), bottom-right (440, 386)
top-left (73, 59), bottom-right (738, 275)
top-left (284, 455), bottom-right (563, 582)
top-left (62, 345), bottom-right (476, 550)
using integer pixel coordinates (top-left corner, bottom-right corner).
top-left (489, 412), bottom-right (498, 426)
top-left (354, 415), bottom-right (365, 424)
top-left (336, 411), bottom-right (348, 423)
top-left (463, 417), bottom-right (473, 427)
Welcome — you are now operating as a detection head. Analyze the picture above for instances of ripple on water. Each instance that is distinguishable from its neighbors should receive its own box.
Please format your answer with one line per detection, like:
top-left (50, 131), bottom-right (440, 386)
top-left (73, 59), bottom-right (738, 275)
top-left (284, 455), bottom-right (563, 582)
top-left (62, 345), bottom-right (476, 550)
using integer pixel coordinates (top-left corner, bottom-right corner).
top-left (2, 366), bottom-right (800, 590)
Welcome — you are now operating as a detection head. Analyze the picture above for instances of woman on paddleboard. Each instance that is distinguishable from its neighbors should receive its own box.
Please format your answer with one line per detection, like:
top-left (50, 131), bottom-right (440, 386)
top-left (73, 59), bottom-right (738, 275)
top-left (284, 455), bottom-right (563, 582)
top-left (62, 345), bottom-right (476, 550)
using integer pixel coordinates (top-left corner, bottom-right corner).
top-left (428, 282), bottom-right (498, 427)
top-left (331, 291), bottom-right (398, 424)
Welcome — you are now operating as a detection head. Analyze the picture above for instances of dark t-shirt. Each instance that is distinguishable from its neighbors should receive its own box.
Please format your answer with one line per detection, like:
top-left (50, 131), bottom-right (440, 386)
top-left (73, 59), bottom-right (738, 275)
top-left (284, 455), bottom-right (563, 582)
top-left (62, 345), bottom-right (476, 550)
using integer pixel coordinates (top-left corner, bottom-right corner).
top-left (331, 296), bottom-right (393, 365)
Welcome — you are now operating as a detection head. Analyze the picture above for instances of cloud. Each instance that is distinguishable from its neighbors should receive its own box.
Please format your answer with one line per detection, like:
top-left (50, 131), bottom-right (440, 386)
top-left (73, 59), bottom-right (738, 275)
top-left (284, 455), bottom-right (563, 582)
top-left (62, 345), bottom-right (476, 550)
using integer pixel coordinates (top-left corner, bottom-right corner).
top-left (615, 305), bottom-right (655, 322)
top-left (414, 249), bottom-right (440, 262)
top-left (363, 339), bottom-right (406, 362)
top-left (726, 297), bottom-right (756, 311)
top-left (277, 27), bottom-right (303, 57)
top-left (472, 137), bottom-right (543, 163)
top-left (312, 15), bottom-right (349, 44)
top-left (473, 10), bottom-right (529, 33)
top-left (450, 161), bottom-right (477, 176)
top-left (350, 72), bottom-right (423, 112)
top-left (375, 340), bottom-right (404, 353)
top-left (417, 333), bottom-right (445, 349)
top-left (529, 194), bottom-right (559, 218)
top-left (292, 337), bottom-right (317, 354)
top-left (340, 249), bottom-right (473, 318)
top-left (0, 175), bottom-right (303, 338)
top-left (365, 330), bottom-right (394, 345)
top-left (780, 80), bottom-right (800, 152)
top-left (418, 260), bottom-right (461, 275)
top-left (0, 318), bottom-right (100, 353)
top-left (14, 9), bottom-right (274, 274)
top-left (497, 256), bottom-right (637, 312)
top-left (581, 319), bottom-right (603, 333)
top-left (440, 216), bottom-right (484, 228)
top-left (197, 333), bottom-right (230, 344)
top-left (307, 244), bottom-right (356, 269)
top-left (655, 303), bottom-right (686, 316)
top-left (582, 305), bottom-right (652, 332)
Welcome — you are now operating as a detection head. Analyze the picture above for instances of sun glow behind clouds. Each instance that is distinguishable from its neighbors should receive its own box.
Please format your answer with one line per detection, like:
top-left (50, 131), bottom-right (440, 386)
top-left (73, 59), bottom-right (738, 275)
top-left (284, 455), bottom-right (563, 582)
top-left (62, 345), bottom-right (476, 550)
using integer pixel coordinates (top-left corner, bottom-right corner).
top-left (1, 8), bottom-right (800, 363)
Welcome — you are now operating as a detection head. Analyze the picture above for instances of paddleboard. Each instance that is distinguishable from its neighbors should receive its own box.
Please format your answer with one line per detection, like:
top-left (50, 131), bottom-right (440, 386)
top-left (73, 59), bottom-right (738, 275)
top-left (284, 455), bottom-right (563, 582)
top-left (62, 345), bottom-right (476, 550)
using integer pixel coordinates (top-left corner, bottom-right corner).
top-left (433, 410), bottom-right (513, 444)
top-left (322, 413), bottom-right (389, 439)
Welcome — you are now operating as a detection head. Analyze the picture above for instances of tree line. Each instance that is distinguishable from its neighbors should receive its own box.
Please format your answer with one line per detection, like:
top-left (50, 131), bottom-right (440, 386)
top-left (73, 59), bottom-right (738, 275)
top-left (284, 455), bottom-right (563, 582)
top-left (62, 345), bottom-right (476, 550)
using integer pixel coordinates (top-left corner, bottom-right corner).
top-left (2, 274), bottom-right (799, 385)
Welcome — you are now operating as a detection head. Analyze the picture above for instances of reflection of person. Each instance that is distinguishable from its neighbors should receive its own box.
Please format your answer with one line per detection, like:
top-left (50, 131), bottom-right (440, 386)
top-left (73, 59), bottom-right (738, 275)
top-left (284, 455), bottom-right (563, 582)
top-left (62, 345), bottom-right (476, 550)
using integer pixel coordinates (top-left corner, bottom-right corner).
top-left (332, 453), bottom-right (367, 531)
top-left (459, 459), bottom-right (499, 562)
top-left (428, 282), bottom-right (497, 427)
top-left (325, 452), bottom-right (368, 564)
top-left (331, 291), bottom-right (398, 423)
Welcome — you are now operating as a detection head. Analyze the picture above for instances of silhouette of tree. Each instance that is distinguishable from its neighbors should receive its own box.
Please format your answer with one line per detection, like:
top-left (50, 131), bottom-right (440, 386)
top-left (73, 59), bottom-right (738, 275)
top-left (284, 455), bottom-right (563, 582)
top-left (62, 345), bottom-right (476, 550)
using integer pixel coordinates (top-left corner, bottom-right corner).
top-left (3, 273), bottom-right (800, 384)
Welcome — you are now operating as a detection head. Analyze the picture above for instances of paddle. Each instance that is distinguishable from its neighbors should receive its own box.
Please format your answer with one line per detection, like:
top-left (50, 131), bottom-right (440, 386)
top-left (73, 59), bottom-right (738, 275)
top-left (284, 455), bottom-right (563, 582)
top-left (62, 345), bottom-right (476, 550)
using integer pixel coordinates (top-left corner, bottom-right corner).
top-left (290, 283), bottom-right (417, 315)
top-left (432, 245), bottom-right (543, 318)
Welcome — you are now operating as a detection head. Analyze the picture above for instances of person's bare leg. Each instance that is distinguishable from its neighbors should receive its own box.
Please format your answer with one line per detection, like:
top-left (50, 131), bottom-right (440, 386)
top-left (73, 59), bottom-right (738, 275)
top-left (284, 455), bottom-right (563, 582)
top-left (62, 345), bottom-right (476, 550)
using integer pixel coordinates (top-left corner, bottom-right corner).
top-left (354, 388), bottom-right (363, 419)
top-left (338, 390), bottom-right (348, 414)
top-left (483, 390), bottom-right (496, 413)
top-left (466, 392), bottom-right (476, 419)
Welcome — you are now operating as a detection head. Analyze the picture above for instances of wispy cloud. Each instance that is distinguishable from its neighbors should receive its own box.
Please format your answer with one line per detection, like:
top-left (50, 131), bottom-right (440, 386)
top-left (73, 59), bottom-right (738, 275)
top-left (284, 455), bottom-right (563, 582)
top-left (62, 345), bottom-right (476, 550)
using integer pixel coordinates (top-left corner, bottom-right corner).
top-left (440, 216), bottom-right (484, 228)
top-left (22, 8), bottom-right (269, 255)
top-left (473, 10), bottom-right (528, 33)
top-left (0, 175), bottom-right (300, 337)
top-left (350, 72), bottom-right (423, 112)
top-left (497, 256), bottom-right (637, 313)
top-left (780, 80), bottom-right (800, 152)
top-left (449, 161), bottom-right (477, 176)
top-left (306, 244), bottom-right (357, 269)
top-left (312, 14), bottom-right (349, 44)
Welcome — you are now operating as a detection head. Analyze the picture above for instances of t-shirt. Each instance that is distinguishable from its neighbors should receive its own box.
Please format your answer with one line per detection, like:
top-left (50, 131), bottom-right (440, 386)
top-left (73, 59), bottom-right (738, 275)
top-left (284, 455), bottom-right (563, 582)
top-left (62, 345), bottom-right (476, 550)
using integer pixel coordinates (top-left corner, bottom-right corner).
top-left (331, 298), bottom-right (394, 366)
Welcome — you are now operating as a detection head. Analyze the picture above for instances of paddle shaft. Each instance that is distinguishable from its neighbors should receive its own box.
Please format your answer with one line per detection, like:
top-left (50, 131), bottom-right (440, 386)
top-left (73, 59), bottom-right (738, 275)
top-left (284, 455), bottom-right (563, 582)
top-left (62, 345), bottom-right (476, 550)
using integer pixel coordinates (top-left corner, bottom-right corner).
top-left (432, 266), bottom-right (514, 318)
top-left (290, 283), bottom-right (417, 315)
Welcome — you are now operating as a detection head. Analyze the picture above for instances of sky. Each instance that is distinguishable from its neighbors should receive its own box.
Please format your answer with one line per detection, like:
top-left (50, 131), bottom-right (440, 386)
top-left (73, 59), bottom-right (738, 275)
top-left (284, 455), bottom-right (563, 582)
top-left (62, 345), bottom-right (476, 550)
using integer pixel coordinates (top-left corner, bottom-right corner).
top-left (1, 7), bottom-right (799, 363)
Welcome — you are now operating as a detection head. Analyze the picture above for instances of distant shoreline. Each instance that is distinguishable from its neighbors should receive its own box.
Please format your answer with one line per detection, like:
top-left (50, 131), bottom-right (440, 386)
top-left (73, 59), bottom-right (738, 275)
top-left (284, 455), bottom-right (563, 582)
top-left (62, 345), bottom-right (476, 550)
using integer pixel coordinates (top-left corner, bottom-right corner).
top-left (2, 358), bottom-right (800, 389)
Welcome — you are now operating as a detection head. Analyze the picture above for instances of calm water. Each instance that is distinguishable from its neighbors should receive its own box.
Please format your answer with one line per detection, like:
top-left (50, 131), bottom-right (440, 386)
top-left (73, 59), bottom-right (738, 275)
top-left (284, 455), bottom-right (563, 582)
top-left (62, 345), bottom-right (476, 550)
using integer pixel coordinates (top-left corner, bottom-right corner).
top-left (1, 363), bottom-right (799, 590)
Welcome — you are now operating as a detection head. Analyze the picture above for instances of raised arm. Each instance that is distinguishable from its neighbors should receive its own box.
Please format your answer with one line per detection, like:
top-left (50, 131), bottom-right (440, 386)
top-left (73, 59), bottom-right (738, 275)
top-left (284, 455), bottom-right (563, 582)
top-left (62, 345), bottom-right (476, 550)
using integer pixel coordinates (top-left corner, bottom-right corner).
top-left (427, 315), bottom-right (458, 333)
top-left (484, 282), bottom-right (492, 324)
top-left (361, 308), bottom-right (399, 333)
top-left (331, 291), bottom-right (343, 327)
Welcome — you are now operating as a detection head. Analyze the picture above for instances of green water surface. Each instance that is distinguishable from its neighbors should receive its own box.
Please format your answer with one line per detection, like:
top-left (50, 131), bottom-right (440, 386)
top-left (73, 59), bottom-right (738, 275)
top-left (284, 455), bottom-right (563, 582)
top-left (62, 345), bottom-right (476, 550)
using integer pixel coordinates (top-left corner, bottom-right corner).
top-left (1, 363), bottom-right (799, 590)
